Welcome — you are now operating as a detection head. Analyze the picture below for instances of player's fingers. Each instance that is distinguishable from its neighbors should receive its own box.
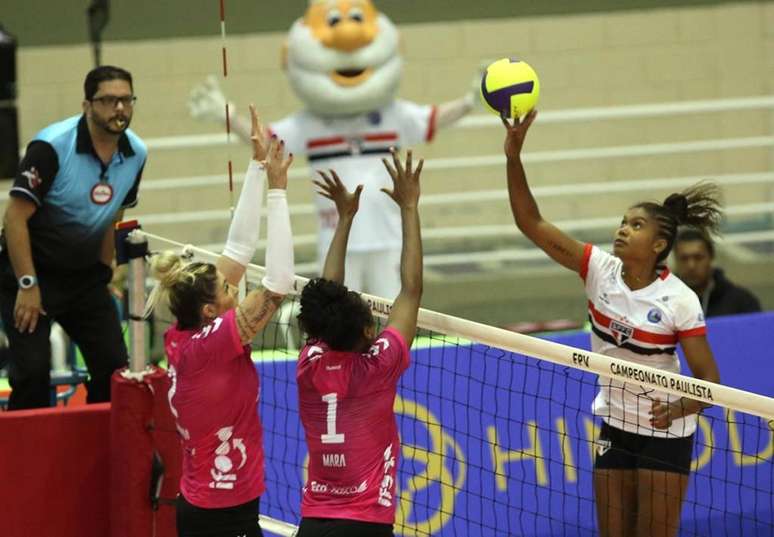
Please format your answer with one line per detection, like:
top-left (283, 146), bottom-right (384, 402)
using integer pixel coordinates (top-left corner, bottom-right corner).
top-left (354, 184), bottom-right (364, 198)
top-left (381, 158), bottom-right (397, 182)
top-left (390, 147), bottom-right (404, 177)
top-left (380, 187), bottom-right (395, 200)
top-left (283, 153), bottom-right (294, 171)
top-left (523, 109), bottom-right (538, 129)
top-left (329, 169), bottom-right (344, 188)
top-left (414, 158), bottom-right (424, 179)
top-left (405, 149), bottom-right (413, 175)
top-left (249, 104), bottom-right (258, 132)
top-left (317, 169), bottom-right (335, 188)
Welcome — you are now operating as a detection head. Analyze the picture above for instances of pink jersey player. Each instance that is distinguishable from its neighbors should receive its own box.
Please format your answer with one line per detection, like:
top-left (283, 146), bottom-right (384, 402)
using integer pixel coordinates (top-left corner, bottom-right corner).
top-left (297, 326), bottom-right (409, 523)
top-left (295, 149), bottom-right (424, 537)
top-left (144, 107), bottom-right (296, 537)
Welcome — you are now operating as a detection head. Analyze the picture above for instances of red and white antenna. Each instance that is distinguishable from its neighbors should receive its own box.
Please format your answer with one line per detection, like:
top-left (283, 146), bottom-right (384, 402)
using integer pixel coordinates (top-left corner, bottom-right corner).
top-left (219, 0), bottom-right (234, 209)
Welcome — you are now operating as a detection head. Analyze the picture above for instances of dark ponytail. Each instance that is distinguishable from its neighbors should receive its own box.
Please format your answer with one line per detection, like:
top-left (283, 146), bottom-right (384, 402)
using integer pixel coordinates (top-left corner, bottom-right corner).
top-left (297, 278), bottom-right (373, 351)
top-left (634, 182), bottom-right (722, 263)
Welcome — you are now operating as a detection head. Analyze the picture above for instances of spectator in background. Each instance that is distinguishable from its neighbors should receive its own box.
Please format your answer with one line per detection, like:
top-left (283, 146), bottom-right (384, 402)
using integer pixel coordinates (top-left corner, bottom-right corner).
top-left (673, 228), bottom-right (761, 318)
top-left (0, 65), bottom-right (146, 410)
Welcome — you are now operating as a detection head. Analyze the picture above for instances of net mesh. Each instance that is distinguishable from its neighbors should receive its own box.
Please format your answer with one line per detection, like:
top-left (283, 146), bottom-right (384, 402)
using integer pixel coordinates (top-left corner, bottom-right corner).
top-left (146, 237), bottom-right (774, 537)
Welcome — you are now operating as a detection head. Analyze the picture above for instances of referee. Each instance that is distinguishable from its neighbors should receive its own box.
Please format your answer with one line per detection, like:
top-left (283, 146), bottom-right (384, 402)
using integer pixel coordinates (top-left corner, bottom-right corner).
top-left (0, 65), bottom-right (146, 410)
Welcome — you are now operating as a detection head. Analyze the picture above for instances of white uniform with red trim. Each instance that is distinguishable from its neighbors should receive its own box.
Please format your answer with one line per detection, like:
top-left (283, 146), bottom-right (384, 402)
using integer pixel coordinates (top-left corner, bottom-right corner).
top-left (580, 244), bottom-right (707, 438)
top-left (270, 100), bottom-right (437, 296)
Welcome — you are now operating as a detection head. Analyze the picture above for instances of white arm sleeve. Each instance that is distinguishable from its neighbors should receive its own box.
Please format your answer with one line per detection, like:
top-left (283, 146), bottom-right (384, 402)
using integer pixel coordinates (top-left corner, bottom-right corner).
top-left (261, 189), bottom-right (295, 295)
top-left (222, 160), bottom-right (265, 266)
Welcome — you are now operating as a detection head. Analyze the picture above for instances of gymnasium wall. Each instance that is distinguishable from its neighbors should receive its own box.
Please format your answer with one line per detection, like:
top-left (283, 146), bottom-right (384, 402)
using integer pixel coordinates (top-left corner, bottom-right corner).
top-left (4, 1), bottom-right (774, 325)
top-left (3, 0), bottom-right (769, 47)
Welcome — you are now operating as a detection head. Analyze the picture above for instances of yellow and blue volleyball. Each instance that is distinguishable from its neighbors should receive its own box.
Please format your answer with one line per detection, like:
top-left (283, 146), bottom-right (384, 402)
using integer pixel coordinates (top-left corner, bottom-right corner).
top-left (480, 58), bottom-right (540, 119)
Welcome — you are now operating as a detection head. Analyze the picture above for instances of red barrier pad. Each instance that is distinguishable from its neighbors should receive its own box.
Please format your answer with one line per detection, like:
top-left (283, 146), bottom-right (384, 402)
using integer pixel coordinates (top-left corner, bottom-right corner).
top-left (110, 367), bottom-right (181, 537)
top-left (0, 403), bottom-right (111, 537)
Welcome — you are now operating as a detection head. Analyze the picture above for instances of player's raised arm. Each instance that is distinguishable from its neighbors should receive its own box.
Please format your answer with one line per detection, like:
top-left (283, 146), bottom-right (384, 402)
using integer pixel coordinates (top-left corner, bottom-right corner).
top-left (218, 104), bottom-right (271, 285)
top-left (314, 170), bottom-right (363, 284)
top-left (381, 148), bottom-right (423, 346)
top-left (502, 111), bottom-right (586, 274)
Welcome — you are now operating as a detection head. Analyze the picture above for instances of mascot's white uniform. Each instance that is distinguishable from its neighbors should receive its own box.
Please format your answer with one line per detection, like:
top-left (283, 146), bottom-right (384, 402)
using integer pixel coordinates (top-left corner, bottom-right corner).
top-left (190, 0), bottom-right (478, 297)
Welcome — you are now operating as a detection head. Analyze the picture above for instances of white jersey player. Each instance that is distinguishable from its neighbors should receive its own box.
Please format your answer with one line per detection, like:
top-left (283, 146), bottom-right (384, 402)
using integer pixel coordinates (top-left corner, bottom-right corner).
top-left (501, 110), bottom-right (721, 537)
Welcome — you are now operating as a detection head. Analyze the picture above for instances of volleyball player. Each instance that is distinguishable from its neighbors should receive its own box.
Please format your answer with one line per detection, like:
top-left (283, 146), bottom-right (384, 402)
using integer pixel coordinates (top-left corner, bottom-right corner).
top-left (294, 148), bottom-right (424, 537)
top-left (501, 111), bottom-right (721, 537)
top-left (144, 106), bottom-right (295, 537)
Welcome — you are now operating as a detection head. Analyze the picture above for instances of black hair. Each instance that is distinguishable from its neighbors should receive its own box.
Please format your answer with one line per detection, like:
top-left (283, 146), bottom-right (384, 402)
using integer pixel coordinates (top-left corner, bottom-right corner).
top-left (675, 227), bottom-right (715, 258)
top-left (632, 182), bottom-right (722, 264)
top-left (297, 278), bottom-right (374, 351)
top-left (84, 65), bottom-right (133, 100)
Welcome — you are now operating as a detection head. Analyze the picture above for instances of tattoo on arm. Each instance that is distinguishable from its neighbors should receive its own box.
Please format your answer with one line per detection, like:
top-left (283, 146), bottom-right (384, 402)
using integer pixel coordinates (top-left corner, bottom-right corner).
top-left (236, 288), bottom-right (284, 342)
top-left (548, 241), bottom-right (572, 258)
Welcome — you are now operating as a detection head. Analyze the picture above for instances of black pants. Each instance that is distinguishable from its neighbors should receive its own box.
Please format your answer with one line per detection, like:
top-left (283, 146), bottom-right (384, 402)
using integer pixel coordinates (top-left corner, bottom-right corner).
top-left (297, 518), bottom-right (394, 537)
top-left (176, 494), bottom-right (263, 537)
top-left (0, 259), bottom-right (128, 410)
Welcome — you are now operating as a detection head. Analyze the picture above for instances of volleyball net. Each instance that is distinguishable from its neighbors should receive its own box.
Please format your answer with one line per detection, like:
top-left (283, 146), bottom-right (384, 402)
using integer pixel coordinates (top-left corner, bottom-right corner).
top-left (140, 232), bottom-right (774, 537)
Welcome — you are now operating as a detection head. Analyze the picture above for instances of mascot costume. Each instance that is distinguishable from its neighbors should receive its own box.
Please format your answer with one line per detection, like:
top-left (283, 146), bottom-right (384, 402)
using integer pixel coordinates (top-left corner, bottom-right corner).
top-left (190, 0), bottom-right (479, 297)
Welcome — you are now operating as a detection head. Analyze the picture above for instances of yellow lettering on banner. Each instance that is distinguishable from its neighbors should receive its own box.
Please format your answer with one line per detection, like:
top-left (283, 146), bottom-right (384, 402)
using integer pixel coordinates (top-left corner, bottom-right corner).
top-left (487, 421), bottom-right (547, 489)
top-left (727, 409), bottom-right (774, 466)
top-left (584, 418), bottom-right (601, 464)
top-left (394, 396), bottom-right (465, 536)
top-left (555, 418), bottom-right (577, 483)
top-left (690, 415), bottom-right (714, 472)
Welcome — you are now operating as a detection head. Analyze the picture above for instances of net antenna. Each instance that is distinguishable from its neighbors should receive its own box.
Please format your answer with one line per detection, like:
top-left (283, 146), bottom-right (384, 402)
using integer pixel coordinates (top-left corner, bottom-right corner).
top-left (86, 0), bottom-right (110, 67)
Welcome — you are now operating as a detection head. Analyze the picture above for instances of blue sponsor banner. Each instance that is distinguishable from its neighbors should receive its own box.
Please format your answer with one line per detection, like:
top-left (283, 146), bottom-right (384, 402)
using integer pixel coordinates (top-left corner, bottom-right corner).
top-left (257, 312), bottom-right (774, 536)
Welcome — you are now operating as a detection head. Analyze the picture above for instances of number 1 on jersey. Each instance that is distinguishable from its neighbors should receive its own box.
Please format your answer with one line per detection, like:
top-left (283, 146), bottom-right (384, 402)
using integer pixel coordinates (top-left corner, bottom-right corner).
top-left (321, 393), bottom-right (344, 444)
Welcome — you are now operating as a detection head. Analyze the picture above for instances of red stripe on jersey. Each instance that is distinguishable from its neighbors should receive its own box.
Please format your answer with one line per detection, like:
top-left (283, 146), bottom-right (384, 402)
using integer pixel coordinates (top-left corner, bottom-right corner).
top-left (659, 266), bottom-right (670, 280)
top-left (580, 243), bottom-right (593, 282)
top-left (678, 326), bottom-right (706, 339)
top-left (307, 136), bottom-right (346, 149)
top-left (363, 133), bottom-right (398, 142)
top-left (426, 105), bottom-right (438, 142)
top-left (587, 301), bottom-right (678, 345)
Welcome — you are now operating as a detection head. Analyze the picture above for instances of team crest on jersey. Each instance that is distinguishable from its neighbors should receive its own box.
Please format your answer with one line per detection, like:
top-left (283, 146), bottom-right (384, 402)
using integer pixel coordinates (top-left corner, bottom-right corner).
top-left (647, 308), bottom-right (662, 324)
top-left (21, 167), bottom-right (42, 189)
top-left (609, 319), bottom-right (634, 345)
top-left (91, 183), bottom-right (113, 205)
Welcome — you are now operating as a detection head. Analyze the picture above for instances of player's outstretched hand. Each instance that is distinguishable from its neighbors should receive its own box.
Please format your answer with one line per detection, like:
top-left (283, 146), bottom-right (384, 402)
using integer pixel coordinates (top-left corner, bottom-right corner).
top-left (314, 170), bottom-right (363, 220)
top-left (188, 75), bottom-right (231, 123)
top-left (502, 109), bottom-right (537, 161)
top-left (248, 104), bottom-right (270, 162)
top-left (381, 148), bottom-right (422, 210)
top-left (265, 136), bottom-right (292, 191)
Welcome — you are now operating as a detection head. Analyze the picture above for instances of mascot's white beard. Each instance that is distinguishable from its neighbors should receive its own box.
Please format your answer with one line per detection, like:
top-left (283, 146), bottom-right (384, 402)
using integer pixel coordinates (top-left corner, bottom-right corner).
top-left (286, 14), bottom-right (402, 117)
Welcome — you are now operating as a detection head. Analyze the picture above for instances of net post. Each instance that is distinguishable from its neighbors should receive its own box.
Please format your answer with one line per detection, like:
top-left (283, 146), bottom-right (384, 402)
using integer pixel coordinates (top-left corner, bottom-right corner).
top-left (115, 220), bottom-right (149, 374)
top-left (126, 229), bottom-right (148, 373)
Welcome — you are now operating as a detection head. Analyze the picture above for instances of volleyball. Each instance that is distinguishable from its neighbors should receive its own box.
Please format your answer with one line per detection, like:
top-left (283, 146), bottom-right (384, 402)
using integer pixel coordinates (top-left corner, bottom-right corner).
top-left (480, 58), bottom-right (540, 119)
